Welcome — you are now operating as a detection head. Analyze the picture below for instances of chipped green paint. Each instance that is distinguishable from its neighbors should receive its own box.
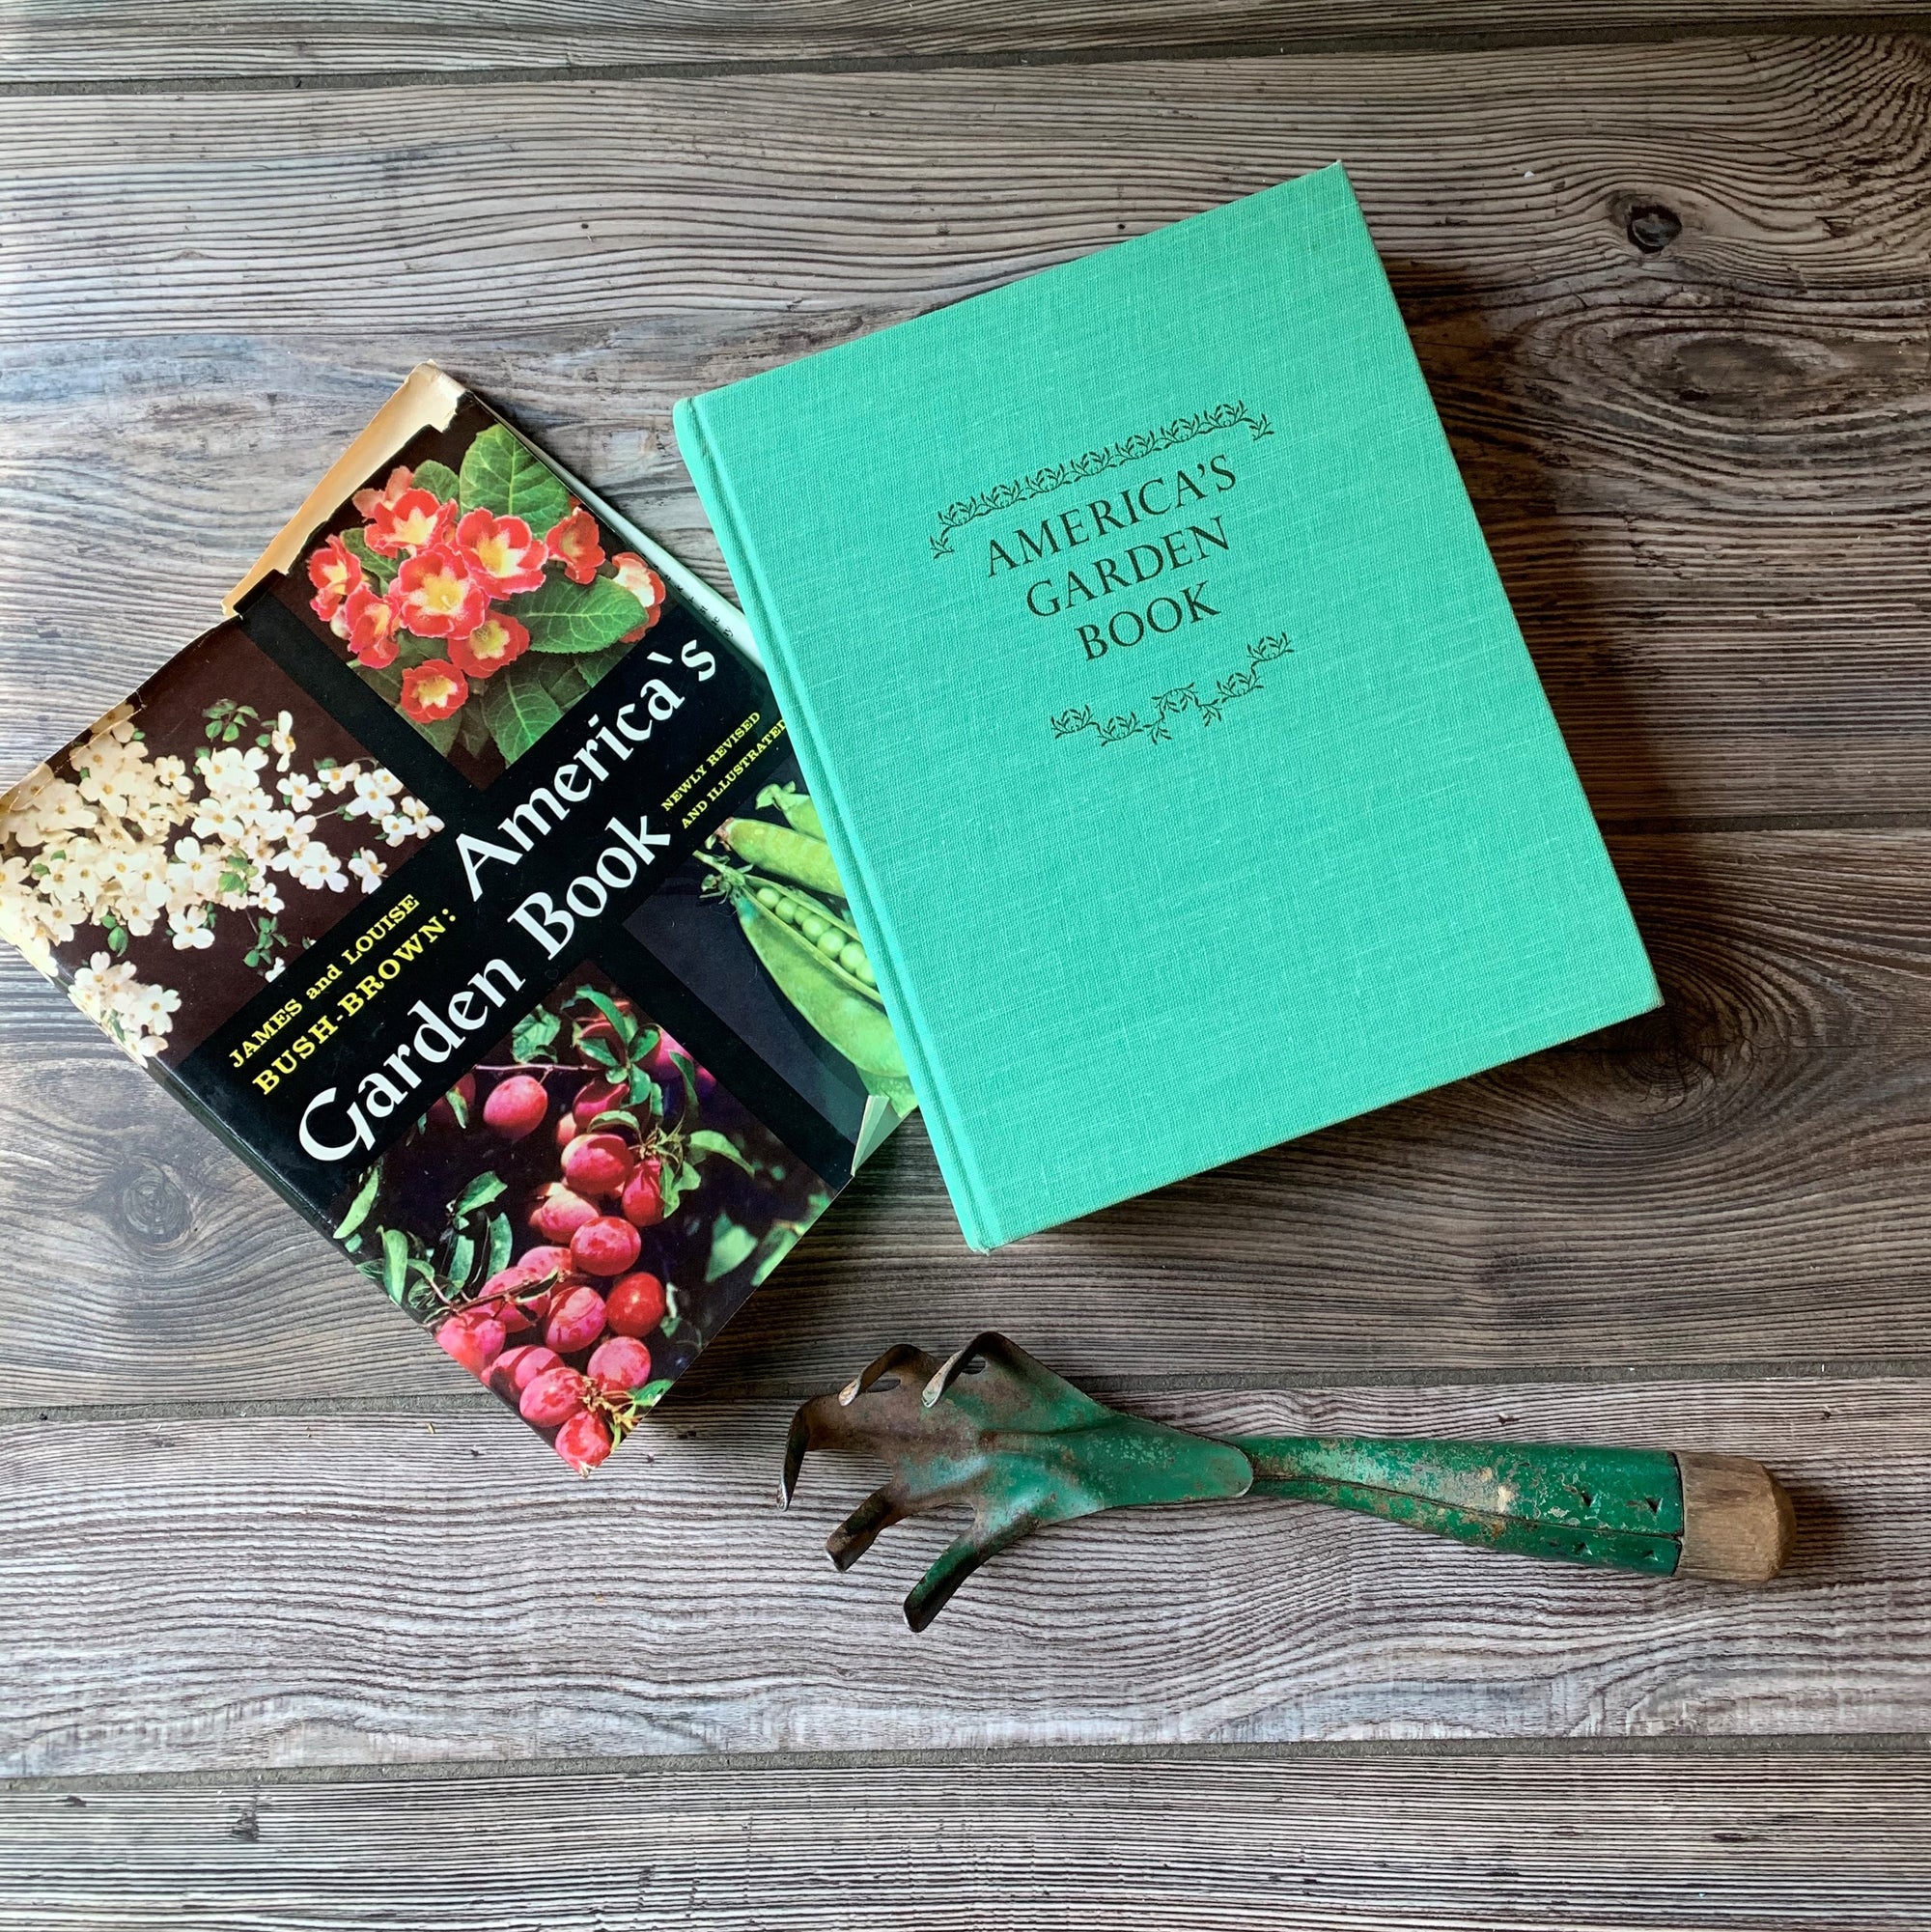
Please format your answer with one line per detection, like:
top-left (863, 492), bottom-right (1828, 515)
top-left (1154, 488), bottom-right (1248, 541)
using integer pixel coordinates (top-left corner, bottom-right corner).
top-left (786, 1334), bottom-right (1695, 1628)
top-left (1234, 1436), bottom-right (1684, 1576)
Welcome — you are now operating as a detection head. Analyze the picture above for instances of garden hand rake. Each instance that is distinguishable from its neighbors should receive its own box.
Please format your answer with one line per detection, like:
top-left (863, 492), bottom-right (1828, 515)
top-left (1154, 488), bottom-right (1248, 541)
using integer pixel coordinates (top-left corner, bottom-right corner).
top-left (782, 1332), bottom-right (1795, 1630)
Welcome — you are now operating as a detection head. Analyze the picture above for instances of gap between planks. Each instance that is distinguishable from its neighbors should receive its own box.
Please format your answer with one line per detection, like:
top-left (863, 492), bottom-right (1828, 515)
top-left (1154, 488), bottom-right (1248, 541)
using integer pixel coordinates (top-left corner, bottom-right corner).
top-left (4, 13), bottom-right (1931, 98)
top-left (8, 1360), bottom-right (1931, 1429)
top-left (7, 1729), bottom-right (1931, 1797)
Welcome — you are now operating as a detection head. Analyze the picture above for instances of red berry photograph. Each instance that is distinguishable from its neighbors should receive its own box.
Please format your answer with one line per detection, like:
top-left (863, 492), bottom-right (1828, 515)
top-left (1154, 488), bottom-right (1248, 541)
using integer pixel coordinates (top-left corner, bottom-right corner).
top-left (330, 965), bottom-right (829, 1470)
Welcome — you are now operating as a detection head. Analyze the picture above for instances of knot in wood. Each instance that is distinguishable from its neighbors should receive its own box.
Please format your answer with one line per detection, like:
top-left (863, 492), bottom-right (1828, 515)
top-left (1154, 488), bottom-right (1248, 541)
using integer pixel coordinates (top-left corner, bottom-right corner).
top-left (1626, 203), bottom-right (1683, 254)
top-left (115, 1157), bottom-right (192, 1246)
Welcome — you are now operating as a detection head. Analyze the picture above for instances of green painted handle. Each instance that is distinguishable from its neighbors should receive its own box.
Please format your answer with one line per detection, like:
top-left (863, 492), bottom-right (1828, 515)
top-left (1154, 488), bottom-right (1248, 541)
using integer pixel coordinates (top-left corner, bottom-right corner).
top-left (1231, 1435), bottom-right (1689, 1575)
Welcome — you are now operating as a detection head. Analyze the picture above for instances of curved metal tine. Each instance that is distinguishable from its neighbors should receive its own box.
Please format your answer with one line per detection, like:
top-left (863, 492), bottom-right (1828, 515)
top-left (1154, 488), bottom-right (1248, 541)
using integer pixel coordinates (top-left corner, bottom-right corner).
top-left (841, 1343), bottom-right (942, 1408)
top-left (779, 1404), bottom-right (813, 1508)
top-left (921, 1330), bottom-right (1029, 1409)
top-left (903, 1515), bottom-right (1035, 1632)
top-left (825, 1484), bottom-right (909, 1572)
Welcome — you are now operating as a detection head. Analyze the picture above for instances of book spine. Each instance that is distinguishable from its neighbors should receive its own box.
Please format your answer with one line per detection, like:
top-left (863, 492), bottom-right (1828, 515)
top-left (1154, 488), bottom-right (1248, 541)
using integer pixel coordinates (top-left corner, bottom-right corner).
top-left (673, 396), bottom-right (1001, 1250)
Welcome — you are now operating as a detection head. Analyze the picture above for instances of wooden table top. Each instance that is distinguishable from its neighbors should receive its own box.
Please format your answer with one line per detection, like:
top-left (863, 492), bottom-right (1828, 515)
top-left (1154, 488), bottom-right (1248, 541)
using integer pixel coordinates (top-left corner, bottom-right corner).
top-left (4, 9), bottom-right (1929, 1925)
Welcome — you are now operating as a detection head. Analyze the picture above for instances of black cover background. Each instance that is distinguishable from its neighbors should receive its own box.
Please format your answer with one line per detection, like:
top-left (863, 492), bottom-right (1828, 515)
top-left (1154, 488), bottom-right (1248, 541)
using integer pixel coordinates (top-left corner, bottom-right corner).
top-left (183, 576), bottom-right (861, 1222)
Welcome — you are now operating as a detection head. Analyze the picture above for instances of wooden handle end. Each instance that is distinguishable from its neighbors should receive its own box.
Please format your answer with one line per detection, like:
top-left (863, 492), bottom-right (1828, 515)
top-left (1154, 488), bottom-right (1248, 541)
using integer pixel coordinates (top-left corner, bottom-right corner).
top-left (1675, 1452), bottom-right (1796, 1583)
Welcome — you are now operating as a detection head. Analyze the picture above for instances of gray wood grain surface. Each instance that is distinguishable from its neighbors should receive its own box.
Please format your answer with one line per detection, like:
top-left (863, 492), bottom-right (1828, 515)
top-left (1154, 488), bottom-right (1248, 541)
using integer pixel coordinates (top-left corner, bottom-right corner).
top-left (2, 9), bottom-right (1927, 1926)
top-left (2, 40), bottom-right (1927, 813)
top-left (5, 828), bottom-right (1930, 1409)
top-left (7, 1750), bottom-right (1930, 1930)
top-left (1, 1379), bottom-right (1922, 1776)
top-left (9, 1), bottom-right (1929, 76)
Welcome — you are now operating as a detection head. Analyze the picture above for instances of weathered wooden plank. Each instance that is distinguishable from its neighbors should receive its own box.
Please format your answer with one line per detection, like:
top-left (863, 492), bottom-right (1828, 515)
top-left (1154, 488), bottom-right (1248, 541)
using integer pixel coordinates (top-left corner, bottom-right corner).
top-left (6, 44), bottom-right (1926, 341)
top-left (8, 1), bottom-right (1931, 78)
top-left (3, 42), bottom-right (1926, 809)
top-left (4, 283), bottom-right (1928, 809)
top-left (1, 829), bottom-right (1925, 1412)
top-left (7, 1750), bottom-right (1930, 1930)
top-left (0, 1376), bottom-right (1917, 1774)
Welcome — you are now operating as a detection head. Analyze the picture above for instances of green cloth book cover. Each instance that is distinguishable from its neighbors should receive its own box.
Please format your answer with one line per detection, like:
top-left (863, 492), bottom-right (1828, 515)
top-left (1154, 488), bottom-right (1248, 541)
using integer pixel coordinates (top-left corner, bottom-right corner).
top-left (675, 163), bottom-right (1661, 1250)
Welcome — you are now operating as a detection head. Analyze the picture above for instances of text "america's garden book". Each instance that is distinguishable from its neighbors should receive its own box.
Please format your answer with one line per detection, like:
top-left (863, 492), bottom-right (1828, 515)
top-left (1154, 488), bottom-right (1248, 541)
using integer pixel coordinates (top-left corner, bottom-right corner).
top-left (0, 369), bottom-right (910, 1468)
top-left (676, 164), bottom-right (1661, 1249)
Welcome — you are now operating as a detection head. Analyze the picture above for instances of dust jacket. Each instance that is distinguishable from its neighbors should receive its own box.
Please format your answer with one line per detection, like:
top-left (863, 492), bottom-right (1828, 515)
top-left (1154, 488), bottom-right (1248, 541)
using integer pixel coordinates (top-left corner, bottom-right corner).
top-left (675, 163), bottom-right (1662, 1250)
top-left (0, 366), bottom-right (910, 1468)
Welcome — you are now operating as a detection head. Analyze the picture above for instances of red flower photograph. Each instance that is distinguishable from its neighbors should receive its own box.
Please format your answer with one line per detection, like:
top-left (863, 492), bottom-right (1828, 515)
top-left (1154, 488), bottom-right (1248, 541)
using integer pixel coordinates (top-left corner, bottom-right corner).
top-left (399, 659), bottom-right (469, 722)
top-left (342, 584), bottom-right (399, 668)
top-left (456, 509), bottom-right (548, 597)
top-left (389, 543), bottom-right (490, 640)
top-left (365, 487), bottom-right (455, 557)
top-left (306, 534), bottom-right (363, 621)
top-left (611, 551), bottom-right (666, 642)
top-left (296, 415), bottom-right (661, 780)
top-left (449, 611), bottom-right (529, 680)
top-left (545, 506), bottom-right (604, 584)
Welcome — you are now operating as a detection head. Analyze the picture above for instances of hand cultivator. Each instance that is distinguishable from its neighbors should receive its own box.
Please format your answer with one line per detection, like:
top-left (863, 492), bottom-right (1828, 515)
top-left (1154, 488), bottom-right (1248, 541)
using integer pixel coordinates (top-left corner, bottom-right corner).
top-left (784, 1333), bottom-right (1795, 1630)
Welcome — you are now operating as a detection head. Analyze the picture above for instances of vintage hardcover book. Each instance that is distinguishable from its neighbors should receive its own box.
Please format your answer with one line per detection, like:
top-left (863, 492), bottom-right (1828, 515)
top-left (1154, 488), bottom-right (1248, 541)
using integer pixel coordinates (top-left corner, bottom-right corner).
top-left (675, 163), bottom-right (1662, 1250)
top-left (0, 366), bottom-right (909, 1468)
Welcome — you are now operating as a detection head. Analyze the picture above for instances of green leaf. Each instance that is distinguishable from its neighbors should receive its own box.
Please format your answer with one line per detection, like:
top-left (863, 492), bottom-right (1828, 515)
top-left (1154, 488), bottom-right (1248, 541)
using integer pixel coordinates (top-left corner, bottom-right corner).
top-left (627, 1063), bottom-right (661, 1116)
top-left (338, 526), bottom-right (396, 589)
top-left (452, 1171), bottom-right (507, 1218)
top-left (333, 1165), bottom-right (382, 1241)
top-left (705, 1215), bottom-right (758, 1283)
top-left (361, 663), bottom-right (404, 706)
top-left (443, 1083), bottom-right (470, 1130)
top-left (524, 654), bottom-right (595, 707)
top-left (512, 1010), bottom-right (562, 1062)
top-left (411, 458), bottom-right (460, 502)
top-left (484, 1212), bottom-right (513, 1282)
top-left (578, 1037), bottom-right (618, 1072)
top-left (688, 1129), bottom-right (755, 1175)
top-left (632, 1378), bottom-right (675, 1412)
top-left (750, 1221), bottom-right (804, 1286)
top-left (393, 630), bottom-right (443, 669)
top-left (381, 1227), bottom-right (410, 1304)
top-left (413, 712), bottom-right (461, 757)
top-left (506, 574), bottom-right (644, 656)
top-left (446, 1231), bottom-right (476, 1291)
top-left (479, 666), bottom-right (563, 764)
top-left (534, 638), bottom-right (629, 711)
top-left (456, 700), bottom-right (495, 758)
top-left (668, 1053), bottom-right (699, 1128)
top-left (579, 989), bottom-right (635, 1049)
top-left (457, 423), bottom-right (572, 532)
top-left (658, 1164), bottom-right (688, 1217)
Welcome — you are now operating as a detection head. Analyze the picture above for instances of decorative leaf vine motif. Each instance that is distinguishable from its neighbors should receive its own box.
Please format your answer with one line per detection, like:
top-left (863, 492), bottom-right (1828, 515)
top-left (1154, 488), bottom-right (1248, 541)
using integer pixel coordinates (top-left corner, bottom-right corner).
top-left (1050, 632), bottom-right (1293, 747)
top-left (930, 401), bottom-right (1273, 557)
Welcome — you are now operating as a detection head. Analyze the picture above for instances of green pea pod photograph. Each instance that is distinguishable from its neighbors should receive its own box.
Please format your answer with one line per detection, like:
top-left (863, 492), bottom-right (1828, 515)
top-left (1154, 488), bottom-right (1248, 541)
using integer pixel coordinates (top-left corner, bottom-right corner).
top-left (695, 782), bottom-right (918, 1119)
